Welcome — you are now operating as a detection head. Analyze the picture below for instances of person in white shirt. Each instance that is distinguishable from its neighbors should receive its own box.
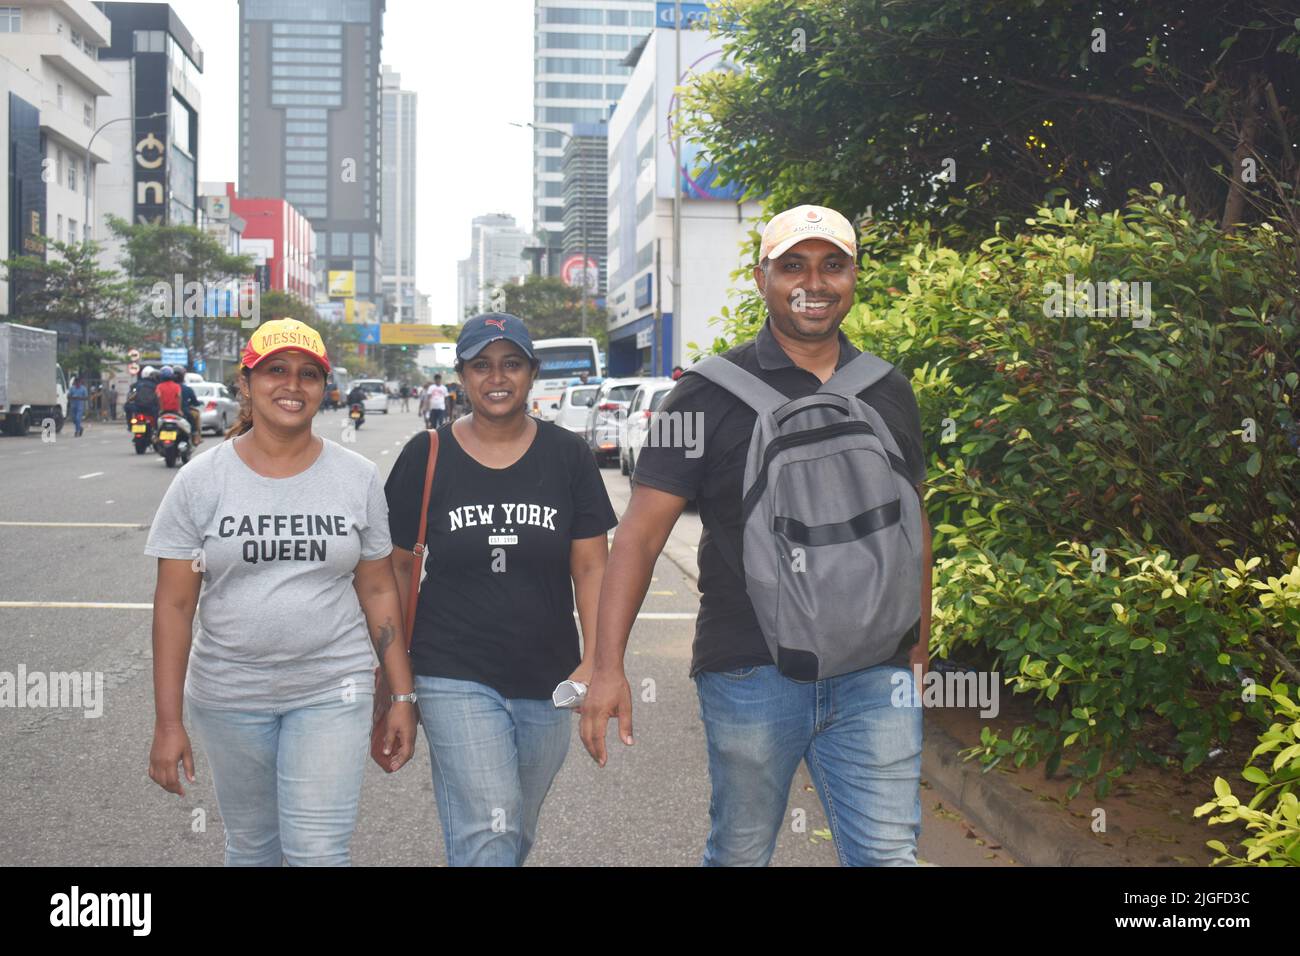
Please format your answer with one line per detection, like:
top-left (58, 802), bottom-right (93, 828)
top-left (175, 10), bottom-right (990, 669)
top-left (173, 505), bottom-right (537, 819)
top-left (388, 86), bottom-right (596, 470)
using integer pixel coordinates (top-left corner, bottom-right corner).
top-left (425, 375), bottom-right (448, 429)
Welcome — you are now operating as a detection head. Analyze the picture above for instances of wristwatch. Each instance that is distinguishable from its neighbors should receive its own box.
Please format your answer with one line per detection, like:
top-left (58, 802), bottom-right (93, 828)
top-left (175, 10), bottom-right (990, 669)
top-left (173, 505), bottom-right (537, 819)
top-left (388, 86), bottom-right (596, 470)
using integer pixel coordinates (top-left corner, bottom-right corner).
top-left (390, 693), bottom-right (418, 704)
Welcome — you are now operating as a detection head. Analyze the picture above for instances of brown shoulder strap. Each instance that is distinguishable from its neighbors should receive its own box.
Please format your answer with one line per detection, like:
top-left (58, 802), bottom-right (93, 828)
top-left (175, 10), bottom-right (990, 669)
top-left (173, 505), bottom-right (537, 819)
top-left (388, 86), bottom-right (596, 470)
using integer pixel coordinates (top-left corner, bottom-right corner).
top-left (403, 429), bottom-right (438, 651)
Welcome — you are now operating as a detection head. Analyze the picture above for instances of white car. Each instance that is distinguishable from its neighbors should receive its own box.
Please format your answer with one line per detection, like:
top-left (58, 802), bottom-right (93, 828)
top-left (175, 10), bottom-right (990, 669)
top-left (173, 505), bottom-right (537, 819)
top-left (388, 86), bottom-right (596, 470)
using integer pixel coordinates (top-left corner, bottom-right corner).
top-left (191, 381), bottom-right (240, 434)
top-left (554, 384), bottom-right (599, 434)
top-left (621, 379), bottom-right (677, 479)
top-left (351, 379), bottom-right (390, 414)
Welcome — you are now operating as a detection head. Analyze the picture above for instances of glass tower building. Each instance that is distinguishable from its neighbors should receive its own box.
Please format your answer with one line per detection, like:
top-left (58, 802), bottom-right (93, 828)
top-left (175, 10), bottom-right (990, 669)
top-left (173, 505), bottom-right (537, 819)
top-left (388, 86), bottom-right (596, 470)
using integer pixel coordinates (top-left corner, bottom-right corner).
top-left (238, 0), bottom-right (385, 311)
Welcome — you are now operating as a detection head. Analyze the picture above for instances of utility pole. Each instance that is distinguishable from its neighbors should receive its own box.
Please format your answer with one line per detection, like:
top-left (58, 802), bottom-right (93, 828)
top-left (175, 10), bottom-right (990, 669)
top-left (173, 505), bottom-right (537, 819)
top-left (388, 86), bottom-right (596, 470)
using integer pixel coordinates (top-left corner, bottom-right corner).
top-left (671, 0), bottom-right (683, 378)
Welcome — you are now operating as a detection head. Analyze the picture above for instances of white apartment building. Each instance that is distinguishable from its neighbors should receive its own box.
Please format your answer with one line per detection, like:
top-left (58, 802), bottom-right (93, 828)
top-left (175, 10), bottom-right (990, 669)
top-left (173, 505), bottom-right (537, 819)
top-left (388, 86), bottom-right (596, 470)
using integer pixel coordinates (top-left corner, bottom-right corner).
top-left (604, 19), bottom-right (761, 376)
top-left (0, 1), bottom-right (112, 301)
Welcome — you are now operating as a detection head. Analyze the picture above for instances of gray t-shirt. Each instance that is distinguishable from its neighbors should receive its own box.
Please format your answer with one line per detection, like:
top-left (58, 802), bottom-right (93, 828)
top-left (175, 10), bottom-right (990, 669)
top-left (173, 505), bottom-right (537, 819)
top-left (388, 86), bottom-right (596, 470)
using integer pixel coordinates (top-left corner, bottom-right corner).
top-left (144, 436), bottom-right (393, 710)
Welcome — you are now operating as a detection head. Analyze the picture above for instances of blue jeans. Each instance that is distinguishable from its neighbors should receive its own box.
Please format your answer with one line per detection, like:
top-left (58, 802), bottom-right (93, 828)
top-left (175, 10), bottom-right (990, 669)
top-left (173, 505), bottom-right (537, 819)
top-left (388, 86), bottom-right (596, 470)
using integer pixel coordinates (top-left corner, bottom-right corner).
top-left (414, 675), bottom-right (571, 866)
top-left (694, 663), bottom-right (923, 867)
top-left (187, 687), bottom-right (372, 866)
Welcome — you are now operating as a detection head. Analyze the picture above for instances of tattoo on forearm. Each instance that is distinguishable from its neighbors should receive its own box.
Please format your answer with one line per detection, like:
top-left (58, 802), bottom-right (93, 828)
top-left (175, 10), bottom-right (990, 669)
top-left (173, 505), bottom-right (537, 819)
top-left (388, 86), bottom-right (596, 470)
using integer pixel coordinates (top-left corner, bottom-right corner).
top-left (373, 618), bottom-right (397, 659)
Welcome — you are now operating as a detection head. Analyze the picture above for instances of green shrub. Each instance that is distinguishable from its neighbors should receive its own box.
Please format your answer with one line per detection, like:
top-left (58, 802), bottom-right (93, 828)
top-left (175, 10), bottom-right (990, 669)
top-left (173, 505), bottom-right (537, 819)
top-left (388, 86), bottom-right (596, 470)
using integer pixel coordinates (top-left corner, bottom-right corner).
top-left (1195, 682), bottom-right (1300, 865)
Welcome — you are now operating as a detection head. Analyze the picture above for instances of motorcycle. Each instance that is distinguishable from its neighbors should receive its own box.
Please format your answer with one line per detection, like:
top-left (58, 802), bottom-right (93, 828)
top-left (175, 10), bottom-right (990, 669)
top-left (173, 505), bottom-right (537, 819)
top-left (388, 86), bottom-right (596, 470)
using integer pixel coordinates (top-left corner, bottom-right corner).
top-left (155, 411), bottom-right (193, 468)
top-left (128, 413), bottom-right (156, 455)
top-left (349, 402), bottom-right (365, 430)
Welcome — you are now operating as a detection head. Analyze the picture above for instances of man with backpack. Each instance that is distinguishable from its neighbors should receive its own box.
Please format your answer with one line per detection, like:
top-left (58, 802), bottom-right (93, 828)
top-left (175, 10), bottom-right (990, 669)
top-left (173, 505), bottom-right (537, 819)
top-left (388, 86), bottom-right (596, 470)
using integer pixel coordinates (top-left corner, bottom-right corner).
top-left (580, 204), bottom-right (931, 866)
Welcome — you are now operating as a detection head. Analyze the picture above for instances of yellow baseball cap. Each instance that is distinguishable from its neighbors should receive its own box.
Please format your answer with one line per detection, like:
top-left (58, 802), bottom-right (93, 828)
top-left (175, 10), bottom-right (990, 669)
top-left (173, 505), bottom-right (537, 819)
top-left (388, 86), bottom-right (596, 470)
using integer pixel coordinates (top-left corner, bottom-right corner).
top-left (241, 319), bottom-right (331, 372)
top-left (759, 204), bottom-right (857, 262)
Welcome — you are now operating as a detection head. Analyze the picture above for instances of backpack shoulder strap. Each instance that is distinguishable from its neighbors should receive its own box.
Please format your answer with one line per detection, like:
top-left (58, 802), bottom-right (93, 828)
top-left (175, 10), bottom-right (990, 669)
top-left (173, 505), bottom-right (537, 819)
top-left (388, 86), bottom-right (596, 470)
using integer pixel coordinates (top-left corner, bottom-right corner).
top-left (820, 350), bottom-right (894, 398)
top-left (691, 355), bottom-right (788, 417)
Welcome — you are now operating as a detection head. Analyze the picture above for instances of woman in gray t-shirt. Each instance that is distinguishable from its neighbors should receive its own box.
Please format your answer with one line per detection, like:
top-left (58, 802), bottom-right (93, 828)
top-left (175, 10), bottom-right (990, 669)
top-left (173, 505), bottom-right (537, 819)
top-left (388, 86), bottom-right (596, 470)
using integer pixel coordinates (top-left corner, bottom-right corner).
top-left (144, 319), bottom-right (418, 866)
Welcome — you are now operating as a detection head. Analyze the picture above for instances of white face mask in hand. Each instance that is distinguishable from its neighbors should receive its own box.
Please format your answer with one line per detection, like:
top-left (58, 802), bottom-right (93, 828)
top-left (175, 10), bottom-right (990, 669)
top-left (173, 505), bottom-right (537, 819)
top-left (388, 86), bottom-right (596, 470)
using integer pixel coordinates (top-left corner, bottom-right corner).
top-left (552, 680), bottom-right (587, 709)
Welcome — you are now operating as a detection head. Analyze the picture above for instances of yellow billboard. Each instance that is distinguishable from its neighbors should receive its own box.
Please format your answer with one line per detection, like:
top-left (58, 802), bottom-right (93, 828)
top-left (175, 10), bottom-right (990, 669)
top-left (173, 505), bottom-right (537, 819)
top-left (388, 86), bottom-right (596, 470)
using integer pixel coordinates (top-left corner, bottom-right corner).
top-left (379, 324), bottom-right (454, 345)
top-left (327, 270), bottom-right (355, 297)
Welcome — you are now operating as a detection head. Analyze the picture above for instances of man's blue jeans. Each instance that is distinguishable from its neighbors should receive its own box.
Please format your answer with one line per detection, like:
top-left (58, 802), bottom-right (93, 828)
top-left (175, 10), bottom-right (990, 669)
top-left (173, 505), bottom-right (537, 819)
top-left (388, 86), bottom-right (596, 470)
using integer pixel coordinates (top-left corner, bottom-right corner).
top-left (694, 662), bottom-right (923, 867)
top-left (187, 686), bottom-right (372, 866)
top-left (414, 675), bottom-right (570, 866)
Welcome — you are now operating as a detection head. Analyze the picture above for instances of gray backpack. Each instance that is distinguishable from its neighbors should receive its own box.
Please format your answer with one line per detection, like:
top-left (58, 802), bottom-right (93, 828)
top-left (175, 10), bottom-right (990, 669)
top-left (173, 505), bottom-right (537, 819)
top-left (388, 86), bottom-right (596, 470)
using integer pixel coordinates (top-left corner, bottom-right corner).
top-left (691, 351), bottom-right (923, 681)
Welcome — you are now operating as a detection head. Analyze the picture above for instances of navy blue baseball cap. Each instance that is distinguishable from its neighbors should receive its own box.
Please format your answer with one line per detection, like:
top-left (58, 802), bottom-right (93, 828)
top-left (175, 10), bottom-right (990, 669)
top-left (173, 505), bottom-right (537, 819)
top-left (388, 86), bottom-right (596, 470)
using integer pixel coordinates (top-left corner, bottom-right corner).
top-left (457, 313), bottom-right (537, 362)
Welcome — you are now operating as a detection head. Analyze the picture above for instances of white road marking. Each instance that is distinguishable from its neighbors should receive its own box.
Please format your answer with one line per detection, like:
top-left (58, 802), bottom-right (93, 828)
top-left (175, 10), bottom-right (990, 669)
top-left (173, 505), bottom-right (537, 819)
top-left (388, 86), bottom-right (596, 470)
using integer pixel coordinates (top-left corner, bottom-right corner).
top-left (0, 601), bottom-right (152, 610)
top-left (78, 471), bottom-right (104, 479)
top-left (381, 449), bottom-right (389, 455)
top-left (0, 521), bottom-right (144, 528)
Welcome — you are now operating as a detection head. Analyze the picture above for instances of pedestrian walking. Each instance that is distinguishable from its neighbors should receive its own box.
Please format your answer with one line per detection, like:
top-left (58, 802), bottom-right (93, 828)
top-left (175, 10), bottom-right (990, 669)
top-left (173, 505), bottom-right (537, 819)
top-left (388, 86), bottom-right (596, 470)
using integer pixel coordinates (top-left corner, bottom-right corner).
top-left (417, 380), bottom-right (430, 420)
top-left (424, 374), bottom-right (447, 429)
top-left (68, 377), bottom-right (88, 437)
top-left (581, 205), bottom-right (931, 867)
top-left (145, 318), bottom-right (418, 866)
top-left (385, 313), bottom-right (617, 866)
top-left (106, 373), bottom-right (119, 421)
top-left (400, 383), bottom-right (410, 413)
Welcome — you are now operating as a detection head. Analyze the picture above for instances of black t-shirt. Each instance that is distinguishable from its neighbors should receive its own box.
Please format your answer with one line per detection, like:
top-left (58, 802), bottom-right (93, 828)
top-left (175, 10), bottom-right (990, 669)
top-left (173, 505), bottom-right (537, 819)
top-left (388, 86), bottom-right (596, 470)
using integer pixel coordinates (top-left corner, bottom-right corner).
top-left (384, 420), bottom-right (618, 699)
top-left (633, 320), bottom-right (928, 677)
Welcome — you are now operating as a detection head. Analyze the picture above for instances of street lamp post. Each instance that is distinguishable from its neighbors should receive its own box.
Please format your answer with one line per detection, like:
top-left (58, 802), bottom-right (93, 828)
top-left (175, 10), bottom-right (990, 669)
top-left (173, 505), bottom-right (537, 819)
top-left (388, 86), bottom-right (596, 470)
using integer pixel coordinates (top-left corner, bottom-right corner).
top-left (510, 121), bottom-right (591, 334)
top-left (83, 111), bottom-right (167, 242)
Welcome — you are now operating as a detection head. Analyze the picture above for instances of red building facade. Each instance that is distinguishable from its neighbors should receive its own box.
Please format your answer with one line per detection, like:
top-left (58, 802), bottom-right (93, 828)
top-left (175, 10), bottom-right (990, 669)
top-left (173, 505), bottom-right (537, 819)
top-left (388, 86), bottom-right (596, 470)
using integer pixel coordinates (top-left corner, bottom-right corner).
top-left (224, 183), bottom-right (316, 303)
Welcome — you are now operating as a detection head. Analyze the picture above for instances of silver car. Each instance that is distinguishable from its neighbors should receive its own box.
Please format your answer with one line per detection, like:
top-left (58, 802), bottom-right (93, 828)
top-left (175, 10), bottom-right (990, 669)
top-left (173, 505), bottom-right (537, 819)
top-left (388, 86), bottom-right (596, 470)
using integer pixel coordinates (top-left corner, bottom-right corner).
top-left (621, 379), bottom-right (677, 478)
top-left (190, 382), bottom-right (239, 434)
top-left (585, 377), bottom-right (655, 466)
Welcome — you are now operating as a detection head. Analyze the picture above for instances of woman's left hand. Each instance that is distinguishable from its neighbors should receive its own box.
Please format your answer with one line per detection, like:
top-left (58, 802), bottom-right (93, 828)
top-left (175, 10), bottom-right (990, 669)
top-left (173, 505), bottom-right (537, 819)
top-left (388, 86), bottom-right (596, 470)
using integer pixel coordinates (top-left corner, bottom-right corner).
top-left (383, 701), bottom-right (418, 773)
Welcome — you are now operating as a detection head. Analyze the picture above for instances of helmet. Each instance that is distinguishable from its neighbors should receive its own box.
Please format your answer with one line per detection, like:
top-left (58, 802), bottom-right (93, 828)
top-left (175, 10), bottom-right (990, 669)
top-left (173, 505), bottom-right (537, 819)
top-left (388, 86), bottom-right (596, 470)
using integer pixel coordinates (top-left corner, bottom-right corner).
top-left (159, 366), bottom-right (174, 379)
top-left (173, 366), bottom-right (187, 381)
top-left (141, 366), bottom-right (157, 380)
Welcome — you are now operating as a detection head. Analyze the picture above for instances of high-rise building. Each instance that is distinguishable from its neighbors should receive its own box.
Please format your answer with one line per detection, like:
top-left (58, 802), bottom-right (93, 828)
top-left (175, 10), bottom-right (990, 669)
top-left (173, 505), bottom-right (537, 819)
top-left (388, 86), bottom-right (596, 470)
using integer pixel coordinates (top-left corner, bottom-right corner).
top-left (380, 64), bottom-right (415, 322)
top-left (94, 2), bottom-right (204, 269)
top-left (531, 0), bottom-right (654, 277)
top-left (238, 0), bottom-right (385, 312)
top-left (456, 213), bottom-right (533, 319)
top-left (561, 122), bottom-right (607, 296)
top-left (0, 1), bottom-right (112, 314)
top-left (605, 16), bottom-right (760, 376)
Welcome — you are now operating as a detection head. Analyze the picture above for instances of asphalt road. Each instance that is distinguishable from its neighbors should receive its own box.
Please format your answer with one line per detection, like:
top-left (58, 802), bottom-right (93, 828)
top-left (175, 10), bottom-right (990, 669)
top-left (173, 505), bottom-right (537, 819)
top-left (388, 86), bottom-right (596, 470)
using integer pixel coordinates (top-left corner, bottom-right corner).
top-left (0, 406), bottom-right (1013, 866)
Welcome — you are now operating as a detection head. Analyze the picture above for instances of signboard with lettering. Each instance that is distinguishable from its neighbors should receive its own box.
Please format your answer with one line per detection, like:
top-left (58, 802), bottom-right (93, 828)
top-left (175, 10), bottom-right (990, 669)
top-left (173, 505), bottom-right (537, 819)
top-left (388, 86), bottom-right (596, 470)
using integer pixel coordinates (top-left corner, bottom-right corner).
top-left (328, 271), bottom-right (356, 298)
top-left (133, 58), bottom-right (169, 225)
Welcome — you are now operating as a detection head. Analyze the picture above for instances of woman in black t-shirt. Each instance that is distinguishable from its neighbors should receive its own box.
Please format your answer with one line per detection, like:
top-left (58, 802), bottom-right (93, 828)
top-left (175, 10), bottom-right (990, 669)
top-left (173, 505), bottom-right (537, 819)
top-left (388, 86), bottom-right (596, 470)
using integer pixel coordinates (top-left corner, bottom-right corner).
top-left (385, 313), bottom-right (617, 867)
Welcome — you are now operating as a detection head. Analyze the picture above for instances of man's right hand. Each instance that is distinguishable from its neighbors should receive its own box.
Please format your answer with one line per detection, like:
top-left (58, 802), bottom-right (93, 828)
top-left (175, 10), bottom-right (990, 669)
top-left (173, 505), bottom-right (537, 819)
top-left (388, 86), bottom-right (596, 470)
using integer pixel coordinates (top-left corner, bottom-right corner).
top-left (579, 667), bottom-right (634, 767)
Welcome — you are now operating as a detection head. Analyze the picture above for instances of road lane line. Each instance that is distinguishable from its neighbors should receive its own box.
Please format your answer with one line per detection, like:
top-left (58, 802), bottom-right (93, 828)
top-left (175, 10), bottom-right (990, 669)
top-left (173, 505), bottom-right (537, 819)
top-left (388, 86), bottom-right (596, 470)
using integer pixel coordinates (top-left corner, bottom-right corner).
top-left (0, 601), bottom-right (153, 609)
top-left (0, 521), bottom-right (145, 528)
top-left (78, 471), bottom-right (104, 479)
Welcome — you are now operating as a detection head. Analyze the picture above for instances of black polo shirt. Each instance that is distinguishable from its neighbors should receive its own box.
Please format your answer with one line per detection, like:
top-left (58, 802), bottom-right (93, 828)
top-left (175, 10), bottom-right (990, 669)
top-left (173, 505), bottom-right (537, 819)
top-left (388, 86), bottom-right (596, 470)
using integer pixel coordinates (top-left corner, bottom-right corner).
top-left (633, 319), bottom-right (927, 677)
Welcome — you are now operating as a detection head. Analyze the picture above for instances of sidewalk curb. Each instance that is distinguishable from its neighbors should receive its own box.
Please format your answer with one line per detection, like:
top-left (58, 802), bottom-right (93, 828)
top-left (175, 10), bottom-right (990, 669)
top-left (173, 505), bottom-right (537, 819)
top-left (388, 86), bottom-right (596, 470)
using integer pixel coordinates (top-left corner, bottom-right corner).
top-left (921, 718), bottom-right (1115, 867)
top-left (659, 535), bottom-right (1113, 867)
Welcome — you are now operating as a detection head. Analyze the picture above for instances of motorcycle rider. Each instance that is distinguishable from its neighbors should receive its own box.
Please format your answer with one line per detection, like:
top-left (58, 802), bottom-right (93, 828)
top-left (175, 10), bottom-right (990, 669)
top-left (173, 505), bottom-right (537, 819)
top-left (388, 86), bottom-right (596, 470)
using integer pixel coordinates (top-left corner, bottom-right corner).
top-left (125, 366), bottom-right (161, 423)
top-left (154, 366), bottom-right (193, 448)
top-left (346, 382), bottom-right (367, 424)
top-left (174, 367), bottom-right (203, 445)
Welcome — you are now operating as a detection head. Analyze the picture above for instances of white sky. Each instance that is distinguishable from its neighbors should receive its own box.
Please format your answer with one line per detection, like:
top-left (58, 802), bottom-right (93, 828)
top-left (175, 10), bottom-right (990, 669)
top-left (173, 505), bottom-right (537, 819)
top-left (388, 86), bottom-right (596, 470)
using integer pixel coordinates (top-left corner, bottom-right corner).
top-left (165, 0), bottom-right (535, 319)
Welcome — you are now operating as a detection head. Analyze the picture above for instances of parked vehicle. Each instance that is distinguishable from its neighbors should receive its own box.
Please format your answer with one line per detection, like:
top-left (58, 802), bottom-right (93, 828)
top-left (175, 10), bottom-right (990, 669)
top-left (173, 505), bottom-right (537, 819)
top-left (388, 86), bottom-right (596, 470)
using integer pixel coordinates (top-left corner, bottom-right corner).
top-left (351, 378), bottom-right (389, 414)
top-left (529, 337), bottom-right (600, 422)
top-left (154, 410), bottom-right (193, 468)
top-left (553, 384), bottom-right (599, 434)
top-left (0, 323), bottom-right (67, 436)
top-left (585, 376), bottom-right (655, 466)
top-left (191, 382), bottom-right (239, 434)
top-left (621, 378), bottom-right (677, 478)
top-left (324, 366), bottom-right (350, 410)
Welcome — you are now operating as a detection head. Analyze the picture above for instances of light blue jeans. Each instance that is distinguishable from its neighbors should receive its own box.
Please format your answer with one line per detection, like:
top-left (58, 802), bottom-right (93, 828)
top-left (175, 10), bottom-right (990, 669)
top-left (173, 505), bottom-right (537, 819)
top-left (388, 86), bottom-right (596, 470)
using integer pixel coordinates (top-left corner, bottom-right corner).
top-left (414, 675), bottom-right (571, 867)
top-left (187, 687), bottom-right (372, 867)
top-left (694, 662), bottom-right (923, 867)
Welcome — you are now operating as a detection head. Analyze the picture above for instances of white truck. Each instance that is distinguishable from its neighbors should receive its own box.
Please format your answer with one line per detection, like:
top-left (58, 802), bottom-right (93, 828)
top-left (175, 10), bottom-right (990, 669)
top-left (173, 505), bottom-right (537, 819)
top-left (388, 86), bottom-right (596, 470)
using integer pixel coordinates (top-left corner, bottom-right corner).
top-left (0, 323), bottom-right (68, 436)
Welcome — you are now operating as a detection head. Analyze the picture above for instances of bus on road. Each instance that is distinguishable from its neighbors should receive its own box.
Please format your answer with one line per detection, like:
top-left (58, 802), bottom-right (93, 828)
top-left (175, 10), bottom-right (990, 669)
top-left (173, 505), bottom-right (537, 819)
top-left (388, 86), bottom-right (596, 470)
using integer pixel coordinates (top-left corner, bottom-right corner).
top-left (528, 336), bottom-right (601, 422)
